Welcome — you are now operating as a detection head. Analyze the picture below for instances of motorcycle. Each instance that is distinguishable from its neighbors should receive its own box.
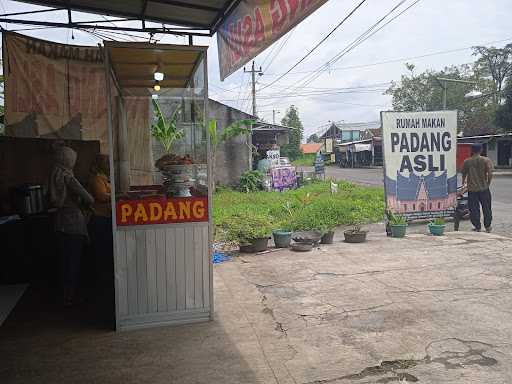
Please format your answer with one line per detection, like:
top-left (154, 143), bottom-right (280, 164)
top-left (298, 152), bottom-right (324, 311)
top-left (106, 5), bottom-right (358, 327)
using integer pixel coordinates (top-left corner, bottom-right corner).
top-left (453, 184), bottom-right (470, 231)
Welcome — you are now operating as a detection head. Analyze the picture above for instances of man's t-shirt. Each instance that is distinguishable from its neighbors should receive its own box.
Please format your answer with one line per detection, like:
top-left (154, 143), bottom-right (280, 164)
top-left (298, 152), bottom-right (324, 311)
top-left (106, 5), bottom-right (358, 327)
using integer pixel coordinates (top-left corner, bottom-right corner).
top-left (462, 155), bottom-right (493, 192)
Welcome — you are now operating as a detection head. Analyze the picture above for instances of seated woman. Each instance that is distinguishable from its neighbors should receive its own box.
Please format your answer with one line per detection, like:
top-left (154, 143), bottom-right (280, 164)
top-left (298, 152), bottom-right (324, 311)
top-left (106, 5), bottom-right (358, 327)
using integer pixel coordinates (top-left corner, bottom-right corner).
top-left (87, 155), bottom-right (114, 290)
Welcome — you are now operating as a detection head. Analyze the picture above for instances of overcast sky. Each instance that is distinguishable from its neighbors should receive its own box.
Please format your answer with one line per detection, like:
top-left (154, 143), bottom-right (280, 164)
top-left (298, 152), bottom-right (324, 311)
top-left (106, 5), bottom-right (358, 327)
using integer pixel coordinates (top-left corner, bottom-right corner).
top-left (1, 0), bottom-right (511, 137)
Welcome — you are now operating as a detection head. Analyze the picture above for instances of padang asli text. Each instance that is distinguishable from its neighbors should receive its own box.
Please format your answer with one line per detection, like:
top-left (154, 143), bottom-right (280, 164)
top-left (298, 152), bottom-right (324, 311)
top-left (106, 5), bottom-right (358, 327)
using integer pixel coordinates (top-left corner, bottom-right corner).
top-left (391, 117), bottom-right (452, 173)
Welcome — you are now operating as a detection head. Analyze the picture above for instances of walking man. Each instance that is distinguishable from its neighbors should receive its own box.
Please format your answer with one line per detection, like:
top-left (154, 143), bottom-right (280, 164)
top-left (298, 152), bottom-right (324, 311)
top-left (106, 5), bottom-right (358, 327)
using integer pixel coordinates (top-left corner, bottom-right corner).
top-left (461, 143), bottom-right (493, 232)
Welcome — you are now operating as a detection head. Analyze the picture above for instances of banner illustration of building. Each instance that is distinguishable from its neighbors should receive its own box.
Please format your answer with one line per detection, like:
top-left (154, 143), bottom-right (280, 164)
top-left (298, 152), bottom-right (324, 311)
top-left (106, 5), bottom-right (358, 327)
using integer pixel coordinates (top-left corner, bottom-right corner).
top-left (381, 111), bottom-right (458, 220)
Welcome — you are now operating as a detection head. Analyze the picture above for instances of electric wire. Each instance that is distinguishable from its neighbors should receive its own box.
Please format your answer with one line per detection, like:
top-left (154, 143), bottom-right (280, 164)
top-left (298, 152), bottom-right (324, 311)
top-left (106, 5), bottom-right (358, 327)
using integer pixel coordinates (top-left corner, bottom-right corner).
top-left (260, 0), bottom-right (420, 104)
top-left (278, 0), bottom-right (414, 94)
top-left (258, 0), bottom-right (368, 91)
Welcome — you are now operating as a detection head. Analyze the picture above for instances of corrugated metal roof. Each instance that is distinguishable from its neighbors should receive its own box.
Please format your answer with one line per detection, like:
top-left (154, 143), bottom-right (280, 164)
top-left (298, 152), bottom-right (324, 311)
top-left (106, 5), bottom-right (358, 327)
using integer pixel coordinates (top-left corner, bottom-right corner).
top-left (15, 0), bottom-right (238, 31)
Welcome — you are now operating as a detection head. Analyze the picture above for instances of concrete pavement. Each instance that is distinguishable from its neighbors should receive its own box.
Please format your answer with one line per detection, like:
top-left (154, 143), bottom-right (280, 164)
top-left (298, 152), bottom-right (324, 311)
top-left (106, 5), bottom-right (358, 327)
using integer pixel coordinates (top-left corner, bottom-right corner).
top-left (301, 166), bottom-right (512, 236)
top-left (2, 231), bottom-right (512, 383)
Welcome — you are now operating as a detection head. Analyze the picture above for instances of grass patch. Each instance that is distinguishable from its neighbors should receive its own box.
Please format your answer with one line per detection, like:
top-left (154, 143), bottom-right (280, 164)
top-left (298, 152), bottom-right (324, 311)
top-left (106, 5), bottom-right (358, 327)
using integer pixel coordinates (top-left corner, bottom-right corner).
top-left (292, 153), bottom-right (316, 166)
top-left (213, 181), bottom-right (385, 240)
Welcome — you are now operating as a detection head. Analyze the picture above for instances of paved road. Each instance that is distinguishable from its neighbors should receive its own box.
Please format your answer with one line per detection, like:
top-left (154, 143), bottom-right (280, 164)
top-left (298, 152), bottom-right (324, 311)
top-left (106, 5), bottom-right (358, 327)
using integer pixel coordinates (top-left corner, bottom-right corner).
top-left (302, 166), bottom-right (512, 236)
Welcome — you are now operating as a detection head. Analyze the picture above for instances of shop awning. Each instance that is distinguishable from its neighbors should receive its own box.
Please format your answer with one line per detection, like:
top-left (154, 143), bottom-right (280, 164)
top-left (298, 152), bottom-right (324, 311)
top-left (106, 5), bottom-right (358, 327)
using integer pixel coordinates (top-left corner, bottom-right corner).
top-left (106, 42), bottom-right (206, 90)
top-left (352, 143), bottom-right (372, 152)
top-left (14, 0), bottom-right (239, 32)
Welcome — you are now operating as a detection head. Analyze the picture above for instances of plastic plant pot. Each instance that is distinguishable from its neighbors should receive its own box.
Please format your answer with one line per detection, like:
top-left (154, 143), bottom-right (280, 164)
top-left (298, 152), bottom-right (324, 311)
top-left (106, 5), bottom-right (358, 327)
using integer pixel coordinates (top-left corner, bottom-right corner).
top-left (239, 238), bottom-right (269, 253)
top-left (390, 224), bottom-right (407, 238)
top-left (320, 231), bottom-right (335, 244)
top-left (272, 230), bottom-right (292, 248)
top-left (428, 223), bottom-right (446, 236)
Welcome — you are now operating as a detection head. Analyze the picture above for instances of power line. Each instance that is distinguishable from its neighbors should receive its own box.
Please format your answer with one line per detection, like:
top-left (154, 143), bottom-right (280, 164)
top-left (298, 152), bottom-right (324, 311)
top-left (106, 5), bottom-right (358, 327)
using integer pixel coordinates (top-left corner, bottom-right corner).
top-left (262, 0), bottom-right (420, 103)
top-left (262, 28), bottom-right (295, 73)
top-left (286, 0), bottom-right (415, 93)
top-left (218, 87), bottom-right (389, 103)
top-left (259, 0), bottom-right (368, 91)
top-left (263, 37), bottom-right (512, 77)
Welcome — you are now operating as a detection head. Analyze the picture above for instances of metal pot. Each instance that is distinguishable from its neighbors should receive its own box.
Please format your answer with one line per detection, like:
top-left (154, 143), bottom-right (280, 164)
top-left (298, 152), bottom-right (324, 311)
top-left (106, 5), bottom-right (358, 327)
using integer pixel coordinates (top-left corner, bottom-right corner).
top-left (13, 184), bottom-right (46, 216)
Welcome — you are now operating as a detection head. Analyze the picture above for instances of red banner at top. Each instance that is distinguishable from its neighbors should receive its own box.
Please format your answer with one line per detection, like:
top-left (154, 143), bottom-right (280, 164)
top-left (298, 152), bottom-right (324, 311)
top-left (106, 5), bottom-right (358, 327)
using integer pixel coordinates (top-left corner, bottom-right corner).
top-left (217, 0), bottom-right (328, 80)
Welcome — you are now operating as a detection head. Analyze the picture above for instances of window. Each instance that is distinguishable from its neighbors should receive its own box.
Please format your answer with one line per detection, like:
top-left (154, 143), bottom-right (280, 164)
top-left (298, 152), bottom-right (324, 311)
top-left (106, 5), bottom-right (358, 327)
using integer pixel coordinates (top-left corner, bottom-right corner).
top-left (438, 202), bottom-right (441, 209)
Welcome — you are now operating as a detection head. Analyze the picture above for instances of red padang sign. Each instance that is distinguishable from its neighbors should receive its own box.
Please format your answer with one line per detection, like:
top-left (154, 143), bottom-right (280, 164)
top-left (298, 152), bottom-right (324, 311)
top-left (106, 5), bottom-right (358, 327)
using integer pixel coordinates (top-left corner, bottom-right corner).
top-left (217, 0), bottom-right (328, 80)
top-left (116, 197), bottom-right (208, 226)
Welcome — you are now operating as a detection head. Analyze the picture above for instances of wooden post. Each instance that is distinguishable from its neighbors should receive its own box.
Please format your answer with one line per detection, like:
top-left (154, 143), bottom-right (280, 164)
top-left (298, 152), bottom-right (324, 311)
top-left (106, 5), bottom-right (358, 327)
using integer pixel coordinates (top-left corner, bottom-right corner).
top-left (117, 96), bottom-right (130, 193)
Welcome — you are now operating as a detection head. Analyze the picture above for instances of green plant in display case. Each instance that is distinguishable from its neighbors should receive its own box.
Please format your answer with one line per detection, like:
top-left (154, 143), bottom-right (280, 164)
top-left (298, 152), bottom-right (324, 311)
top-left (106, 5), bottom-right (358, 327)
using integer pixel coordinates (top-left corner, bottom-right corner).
top-left (239, 170), bottom-right (264, 193)
top-left (151, 99), bottom-right (184, 154)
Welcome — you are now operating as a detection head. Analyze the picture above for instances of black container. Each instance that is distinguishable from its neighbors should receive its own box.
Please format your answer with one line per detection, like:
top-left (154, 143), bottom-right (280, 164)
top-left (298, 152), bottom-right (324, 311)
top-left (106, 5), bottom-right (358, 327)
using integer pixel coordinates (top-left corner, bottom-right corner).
top-left (239, 238), bottom-right (269, 253)
top-left (343, 230), bottom-right (368, 243)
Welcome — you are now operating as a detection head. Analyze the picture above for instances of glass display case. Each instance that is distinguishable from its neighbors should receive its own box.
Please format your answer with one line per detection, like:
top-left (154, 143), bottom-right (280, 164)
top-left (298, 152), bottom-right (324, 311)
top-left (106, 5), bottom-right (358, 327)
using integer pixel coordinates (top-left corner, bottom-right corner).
top-left (104, 42), bottom-right (212, 330)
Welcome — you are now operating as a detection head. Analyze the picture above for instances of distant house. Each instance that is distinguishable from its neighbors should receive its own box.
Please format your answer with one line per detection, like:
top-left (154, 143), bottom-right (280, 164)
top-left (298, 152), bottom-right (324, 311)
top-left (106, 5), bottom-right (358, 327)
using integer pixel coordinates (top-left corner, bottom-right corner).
top-left (319, 121), bottom-right (381, 155)
top-left (457, 133), bottom-right (512, 168)
top-left (300, 143), bottom-right (323, 154)
top-left (361, 127), bottom-right (382, 140)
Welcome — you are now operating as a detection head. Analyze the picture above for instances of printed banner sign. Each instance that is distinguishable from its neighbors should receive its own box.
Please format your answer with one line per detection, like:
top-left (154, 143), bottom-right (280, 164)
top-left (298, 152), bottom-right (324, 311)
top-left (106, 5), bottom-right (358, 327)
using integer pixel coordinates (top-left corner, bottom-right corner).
top-left (3, 32), bottom-right (108, 149)
top-left (381, 111), bottom-right (458, 220)
top-left (116, 197), bottom-right (208, 226)
top-left (3, 32), bottom-right (153, 184)
top-left (266, 149), bottom-right (280, 165)
top-left (217, 0), bottom-right (328, 80)
top-left (271, 166), bottom-right (297, 191)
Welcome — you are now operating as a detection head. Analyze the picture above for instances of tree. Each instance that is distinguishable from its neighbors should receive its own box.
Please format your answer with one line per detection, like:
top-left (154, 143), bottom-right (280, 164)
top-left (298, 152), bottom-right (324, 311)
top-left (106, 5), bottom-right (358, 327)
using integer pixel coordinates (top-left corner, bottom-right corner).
top-left (496, 80), bottom-right (512, 131)
top-left (472, 44), bottom-right (512, 107)
top-left (385, 63), bottom-right (497, 135)
top-left (280, 105), bottom-right (304, 160)
top-left (307, 133), bottom-right (320, 143)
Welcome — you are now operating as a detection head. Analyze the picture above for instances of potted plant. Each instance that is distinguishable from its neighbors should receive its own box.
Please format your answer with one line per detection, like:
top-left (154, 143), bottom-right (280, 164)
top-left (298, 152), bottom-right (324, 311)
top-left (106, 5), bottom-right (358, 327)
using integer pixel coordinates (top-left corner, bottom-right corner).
top-left (428, 217), bottom-right (446, 236)
top-left (343, 219), bottom-right (368, 243)
top-left (386, 210), bottom-right (408, 238)
top-left (320, 214), bottom-right (338, 244)
top-left (272, 213), bottom-right (293, 248)
top-left (223, 214), bottom-right (273, 253)
top-left (272, 227), bottom-right (293, 248)
top-left (152, 100), bottom-right (184, 169)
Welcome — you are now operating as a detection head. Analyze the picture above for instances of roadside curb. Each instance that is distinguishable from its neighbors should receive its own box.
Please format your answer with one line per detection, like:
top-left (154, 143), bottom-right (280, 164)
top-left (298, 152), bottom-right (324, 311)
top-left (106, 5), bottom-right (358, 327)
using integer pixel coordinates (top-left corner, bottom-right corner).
top-left (494, 172), bottom-right (512, 177)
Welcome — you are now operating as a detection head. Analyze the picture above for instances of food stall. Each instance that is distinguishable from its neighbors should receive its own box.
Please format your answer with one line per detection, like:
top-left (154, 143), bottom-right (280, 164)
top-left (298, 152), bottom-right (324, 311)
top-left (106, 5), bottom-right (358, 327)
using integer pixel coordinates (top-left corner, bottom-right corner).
top-left (103, 42), bottom-right (212, 330)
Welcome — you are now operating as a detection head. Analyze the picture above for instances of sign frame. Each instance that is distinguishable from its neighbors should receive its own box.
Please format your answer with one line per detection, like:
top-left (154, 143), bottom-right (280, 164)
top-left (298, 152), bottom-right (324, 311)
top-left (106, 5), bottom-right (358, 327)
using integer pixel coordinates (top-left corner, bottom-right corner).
top-left (381, 110), bottom-right (458, 221)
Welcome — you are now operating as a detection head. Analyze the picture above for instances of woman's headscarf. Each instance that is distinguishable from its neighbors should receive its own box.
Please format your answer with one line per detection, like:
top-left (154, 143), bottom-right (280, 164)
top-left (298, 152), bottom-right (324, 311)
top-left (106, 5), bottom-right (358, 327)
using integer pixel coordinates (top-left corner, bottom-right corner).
top-left (48, 146), bottom-right (77, 208)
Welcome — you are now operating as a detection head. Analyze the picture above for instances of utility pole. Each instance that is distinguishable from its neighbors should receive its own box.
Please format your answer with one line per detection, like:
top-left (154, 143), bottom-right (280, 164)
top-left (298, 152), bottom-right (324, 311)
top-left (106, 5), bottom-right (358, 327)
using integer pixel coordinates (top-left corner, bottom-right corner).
top-left (434, 77), bottom-right (479, 110)
top-left (244, 61), bottom-right (263, 117)
top-left (272, 109), bottom-right (280, 124)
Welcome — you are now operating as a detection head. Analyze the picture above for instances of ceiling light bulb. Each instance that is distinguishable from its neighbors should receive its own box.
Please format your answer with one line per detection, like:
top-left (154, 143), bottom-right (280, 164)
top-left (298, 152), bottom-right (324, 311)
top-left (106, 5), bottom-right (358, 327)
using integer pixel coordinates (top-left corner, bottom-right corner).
top-left (154, 71), bottom-right (164, 81)
top-left (153, 81), bottom-right (161, 92)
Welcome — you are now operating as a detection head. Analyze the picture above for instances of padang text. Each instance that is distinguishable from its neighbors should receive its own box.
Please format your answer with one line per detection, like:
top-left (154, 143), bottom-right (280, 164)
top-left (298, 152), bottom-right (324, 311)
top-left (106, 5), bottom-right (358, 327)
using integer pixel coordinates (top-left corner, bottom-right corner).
top-left (390, 132), bottom-right (452, 173)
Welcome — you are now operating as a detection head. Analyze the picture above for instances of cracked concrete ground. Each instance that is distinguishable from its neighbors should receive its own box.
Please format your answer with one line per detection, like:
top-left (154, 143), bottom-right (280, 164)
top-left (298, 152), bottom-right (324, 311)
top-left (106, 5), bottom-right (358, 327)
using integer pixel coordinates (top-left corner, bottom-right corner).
top-left (2, 231), bottom-right (512, 383)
